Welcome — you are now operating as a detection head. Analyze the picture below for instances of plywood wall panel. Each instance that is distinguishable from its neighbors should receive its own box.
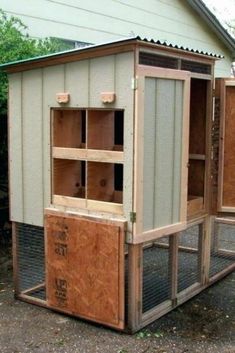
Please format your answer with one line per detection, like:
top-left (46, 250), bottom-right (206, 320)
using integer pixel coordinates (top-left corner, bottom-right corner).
top-left (89, 55), bottom-right (115, 107)
top-left (154, 79), bottom-right (175, 227)
top-left (115, 52), bottom-right (134, 219)
top-left (8, 73), bottom-right (24, 222)
top-left (189, 79), bottom-right (207, 155)
top-left (65, 60), bottom-right (89, 107)
top-left (42, 65), bottom-right (65, 218)
top-left (143, 78), bottom-right (184, 231)
top-left (22, 69), bottom-right (43, 225)
top-left (46, 212), bottom-right (125, 329)
top-left (9, 53), bottom-right (134, 225)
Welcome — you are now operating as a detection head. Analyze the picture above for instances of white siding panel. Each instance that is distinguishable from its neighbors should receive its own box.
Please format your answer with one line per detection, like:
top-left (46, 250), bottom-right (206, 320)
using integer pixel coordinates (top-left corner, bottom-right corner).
top-left (8, 73), bottom-right (24, 222)
top-left (42, 65), bottom-right (65, 218)
top-left (22, 70), bottom-right (43, 225)
top-left (1, 0), bottom-right (232, 75)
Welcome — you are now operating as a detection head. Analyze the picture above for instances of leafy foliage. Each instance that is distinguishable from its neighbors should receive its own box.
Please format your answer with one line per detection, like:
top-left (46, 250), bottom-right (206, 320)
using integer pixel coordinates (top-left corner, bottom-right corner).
top-left (0, 9), bottom-right (72, 116)
top-left (0, 9), bottom-right (72, 204)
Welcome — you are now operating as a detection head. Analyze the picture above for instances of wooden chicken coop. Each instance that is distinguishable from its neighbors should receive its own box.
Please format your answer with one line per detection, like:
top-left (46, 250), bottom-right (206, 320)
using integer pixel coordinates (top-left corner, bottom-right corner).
top-left (2, 37), bottom-right (235, 332)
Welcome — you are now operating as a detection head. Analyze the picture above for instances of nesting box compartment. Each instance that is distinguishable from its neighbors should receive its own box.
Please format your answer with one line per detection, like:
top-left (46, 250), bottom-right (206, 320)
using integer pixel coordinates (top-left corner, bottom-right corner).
top-left (6, 38), bottom-right (235, 332)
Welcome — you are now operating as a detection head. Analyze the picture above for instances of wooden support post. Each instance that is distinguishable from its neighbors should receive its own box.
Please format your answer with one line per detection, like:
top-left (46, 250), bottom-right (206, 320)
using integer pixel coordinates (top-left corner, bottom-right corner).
top-left (12, 222), bottom-right (20, 296)
top-left (199, 216), bottom-right (211, 285)
top-left (169, 233), bottom-right (179, 307)
top-left (210, 218), bottom-right (219, 254)
top-left (198, 222), bottom-right (204, 284)
top-left (127, 244), bottom-right (142, 333)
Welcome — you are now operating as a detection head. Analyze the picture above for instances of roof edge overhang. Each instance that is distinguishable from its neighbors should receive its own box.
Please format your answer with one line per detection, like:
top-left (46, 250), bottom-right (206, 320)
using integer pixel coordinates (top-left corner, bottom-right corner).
top-left (0, 37), bottom-right (222, 74)
top-left (187, 0), bottom-right (235, 58)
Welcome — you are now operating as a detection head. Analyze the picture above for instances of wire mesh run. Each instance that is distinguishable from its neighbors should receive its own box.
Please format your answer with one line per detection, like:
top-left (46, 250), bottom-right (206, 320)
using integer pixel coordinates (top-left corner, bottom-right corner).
top-left (16, 223), bottom-right (46, 301)
top-left (142, 237), bottom-right (170, 313)
top-left (142, 226), bottom-right (201, 314)
top-left (178, 224), bottom-right (200, 292)
top-left (210, 221), bottom-right (235, 278)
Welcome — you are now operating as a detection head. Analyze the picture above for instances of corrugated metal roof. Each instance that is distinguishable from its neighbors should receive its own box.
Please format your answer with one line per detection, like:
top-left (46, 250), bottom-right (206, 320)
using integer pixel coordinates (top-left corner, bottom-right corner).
top-left (136, 36), bottom-right (224, 58)
top-left (0, 36), bottom-right (223, 70)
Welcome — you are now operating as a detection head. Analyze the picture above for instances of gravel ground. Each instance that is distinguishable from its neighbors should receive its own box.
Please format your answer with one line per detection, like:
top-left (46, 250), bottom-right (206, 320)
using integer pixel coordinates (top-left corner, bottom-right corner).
top-left (0, 257), bottom-right (234, 353)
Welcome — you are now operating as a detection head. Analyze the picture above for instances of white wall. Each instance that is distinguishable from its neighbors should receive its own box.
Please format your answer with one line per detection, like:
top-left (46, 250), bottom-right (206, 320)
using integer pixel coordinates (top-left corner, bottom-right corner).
top-left (1, 0), bottom-right (233, 76)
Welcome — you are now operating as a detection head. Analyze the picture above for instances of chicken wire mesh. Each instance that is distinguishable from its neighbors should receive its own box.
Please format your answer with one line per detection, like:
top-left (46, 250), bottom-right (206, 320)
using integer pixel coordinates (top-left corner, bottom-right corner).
top-left (16, 223), bottom-right (46, 301)
top-left (142, 237), bottom-right (170, 313)
top-left (178, 224), bottom-right (200, 292)
top-left (210, 221), bottom-right (235, 278)
top-left (142, 225), bottom-right (201, 314)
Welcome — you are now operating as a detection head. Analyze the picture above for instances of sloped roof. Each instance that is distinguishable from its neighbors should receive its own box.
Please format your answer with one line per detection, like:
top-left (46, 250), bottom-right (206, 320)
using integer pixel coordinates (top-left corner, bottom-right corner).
top-left (0, 36), bottom-right (223, 73)
top-left (187, 0), bottom-right (235, 56)
top-left (0, 0), bottom-right (234, 72)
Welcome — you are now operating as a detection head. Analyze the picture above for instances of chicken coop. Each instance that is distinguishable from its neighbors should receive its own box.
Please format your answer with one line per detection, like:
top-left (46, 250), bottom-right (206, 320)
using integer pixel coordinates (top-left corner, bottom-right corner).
top-left (2, 37), bottom-right (235, 332)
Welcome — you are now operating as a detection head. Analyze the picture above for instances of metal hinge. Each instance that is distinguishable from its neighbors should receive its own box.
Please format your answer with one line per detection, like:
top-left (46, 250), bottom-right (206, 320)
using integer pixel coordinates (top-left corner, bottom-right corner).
top-left (212, 88), bottom-right (216, 97)
top-left (130, 211), bottom-right (136, 223)
top-left (131, 77), bottom-right (138, 90)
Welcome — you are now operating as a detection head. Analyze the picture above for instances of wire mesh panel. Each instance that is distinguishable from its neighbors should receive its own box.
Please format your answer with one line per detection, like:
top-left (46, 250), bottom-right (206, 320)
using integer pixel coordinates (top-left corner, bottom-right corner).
top-left (16, 223), bottom-right (46, 301)
top-left (210, 221), bottom-right (235, 278)
top-left (142, 237), bottom-right (170, 313)
top-left (178, 224), bottom-right (200, 292)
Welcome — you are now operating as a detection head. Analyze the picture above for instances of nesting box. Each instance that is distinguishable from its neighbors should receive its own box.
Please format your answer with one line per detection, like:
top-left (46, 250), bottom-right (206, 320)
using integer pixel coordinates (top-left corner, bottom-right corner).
top-left (3, 38), bottom-right (235, 332)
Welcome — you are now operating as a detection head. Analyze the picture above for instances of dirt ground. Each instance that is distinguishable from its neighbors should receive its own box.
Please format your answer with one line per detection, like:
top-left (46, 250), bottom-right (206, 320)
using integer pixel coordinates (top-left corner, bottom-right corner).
top-left (0, 254), bottom-right (234, 353)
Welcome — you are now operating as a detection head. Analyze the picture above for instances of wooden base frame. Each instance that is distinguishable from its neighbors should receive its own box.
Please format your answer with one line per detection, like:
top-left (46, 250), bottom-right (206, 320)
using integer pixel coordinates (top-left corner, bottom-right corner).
top-left (12, 214), bottom-right (235, 333)
top-left (126, 215), bottom-right (235, 332)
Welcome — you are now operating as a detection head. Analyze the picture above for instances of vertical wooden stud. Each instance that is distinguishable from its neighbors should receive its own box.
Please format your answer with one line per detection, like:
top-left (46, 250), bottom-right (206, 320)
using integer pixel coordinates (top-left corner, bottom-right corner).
top-left (12, 222), bottom-right (20, 296)
top-left (127, 244), bottom-right (142, 332)
top-left (169, 233), bottom-right (179, 306)
top-left (199, 217), bottom-right (211, 285)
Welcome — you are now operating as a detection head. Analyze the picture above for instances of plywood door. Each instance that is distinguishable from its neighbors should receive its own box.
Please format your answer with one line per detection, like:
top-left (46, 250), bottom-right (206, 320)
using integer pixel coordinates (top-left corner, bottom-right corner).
top-left (217, 79), bottom-right (235, 212)
top-left (45, 212), bottom-right (125, 330)
top-left (133, 66), bottom-right (190, 243)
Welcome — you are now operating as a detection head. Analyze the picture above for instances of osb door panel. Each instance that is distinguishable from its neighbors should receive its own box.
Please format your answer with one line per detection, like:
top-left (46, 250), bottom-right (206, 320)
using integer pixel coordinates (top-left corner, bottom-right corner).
top-left (45, 212), bottom-right (125, 329)
top-left (217, 79), bottom-right (235, 212)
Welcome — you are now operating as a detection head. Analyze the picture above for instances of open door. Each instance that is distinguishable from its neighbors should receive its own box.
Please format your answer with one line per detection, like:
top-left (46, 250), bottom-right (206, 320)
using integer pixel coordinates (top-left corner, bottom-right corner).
top-left (45, 210), bottom-right (125, 330)
top-left (216, 78), bottom-right (235, 212)
top-left (133, 66), bottom-right (190, 243)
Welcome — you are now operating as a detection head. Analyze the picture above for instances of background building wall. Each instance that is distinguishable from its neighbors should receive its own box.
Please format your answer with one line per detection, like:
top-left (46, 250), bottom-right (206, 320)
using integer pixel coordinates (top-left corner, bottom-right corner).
top-left (1, 0), bottom-right (233, 76)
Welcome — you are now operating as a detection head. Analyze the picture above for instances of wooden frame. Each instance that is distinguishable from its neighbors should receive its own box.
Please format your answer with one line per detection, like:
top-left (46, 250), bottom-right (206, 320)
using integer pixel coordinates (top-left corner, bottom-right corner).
top-left (136, 215), bottom-right (217, 331)
top-left (51, 108), bottom-right (124, 214)
top-left (127, 244), bottom-right (142, 333)
top-left (133, 65), bottom-right (190, 243)
top-left (217, 78), bottom-right (235, 212)
top-left (187, 77), bottom-right (213, 219)
top-left (210, 216), bottom-right (235, 260)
